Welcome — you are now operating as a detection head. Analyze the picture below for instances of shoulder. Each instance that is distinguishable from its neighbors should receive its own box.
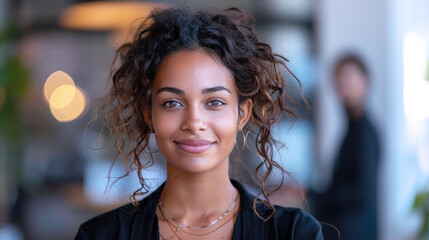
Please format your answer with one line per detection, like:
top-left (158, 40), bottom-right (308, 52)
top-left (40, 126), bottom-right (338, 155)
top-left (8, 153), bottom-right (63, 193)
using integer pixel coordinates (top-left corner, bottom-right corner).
top-left (239, 204), bottom-right (323, 240)
top-left (74, 202), bottom-right (138, 240)
top-left (232, 180), bottom-right (323, 239)
top-left (362, 114), bottom-right (380, 138)
top-left (272, 206), bottom-right (323, 240)
top-left (74, 187), bottom-right (163, 240)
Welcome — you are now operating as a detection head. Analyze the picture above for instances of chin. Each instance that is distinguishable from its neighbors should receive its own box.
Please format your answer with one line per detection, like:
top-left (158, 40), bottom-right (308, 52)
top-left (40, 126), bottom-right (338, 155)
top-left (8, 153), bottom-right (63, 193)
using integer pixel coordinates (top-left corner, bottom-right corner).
top-left (167, 156), bottom-right (225, 174)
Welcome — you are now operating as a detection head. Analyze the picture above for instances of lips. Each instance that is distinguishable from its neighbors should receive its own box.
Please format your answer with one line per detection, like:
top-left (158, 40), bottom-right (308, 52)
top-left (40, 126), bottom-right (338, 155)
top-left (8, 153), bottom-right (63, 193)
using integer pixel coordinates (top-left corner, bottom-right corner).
top-left (174, 139), bottom-right (214, 153)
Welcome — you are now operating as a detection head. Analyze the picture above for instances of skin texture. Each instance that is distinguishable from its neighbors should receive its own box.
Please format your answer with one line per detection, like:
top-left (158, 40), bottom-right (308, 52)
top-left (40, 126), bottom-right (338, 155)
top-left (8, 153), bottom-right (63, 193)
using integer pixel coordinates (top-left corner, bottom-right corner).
top-left (148, 49), bottom-right (252, 239)
top-left (334, 62), bottom-right (368, 118)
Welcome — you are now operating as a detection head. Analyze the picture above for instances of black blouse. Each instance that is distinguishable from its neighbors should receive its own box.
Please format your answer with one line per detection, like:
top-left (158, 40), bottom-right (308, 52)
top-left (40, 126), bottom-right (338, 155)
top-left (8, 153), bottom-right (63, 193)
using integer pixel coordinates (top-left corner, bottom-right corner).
top-left (75, 180), bottom-right (323, 240)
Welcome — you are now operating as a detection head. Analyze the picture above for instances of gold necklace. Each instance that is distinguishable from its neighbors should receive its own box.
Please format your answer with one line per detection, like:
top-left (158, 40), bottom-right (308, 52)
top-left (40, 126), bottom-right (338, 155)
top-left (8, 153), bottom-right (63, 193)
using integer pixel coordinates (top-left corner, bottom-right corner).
top-left (162, 214), bottom-right (182, 240)
top-left (169, 208), bottom-right (240, 237)
top-left (158, 202), bottom-right (240, 240)
top-left (159, 230), bottom-right (179, 240)
top-left (159, 213), bottom-right (180, 240)
top-left (158, 194), bottom-right (239, 230)
top-left (158, 202), bottom-right (240, 239)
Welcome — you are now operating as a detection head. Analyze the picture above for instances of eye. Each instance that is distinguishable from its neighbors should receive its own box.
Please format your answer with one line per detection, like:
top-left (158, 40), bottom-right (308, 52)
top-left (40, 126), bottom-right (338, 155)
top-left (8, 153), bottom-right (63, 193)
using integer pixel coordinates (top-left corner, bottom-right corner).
top-left (162, 100), bottom-right (183, 108)
top-left (207, 99), bottom-right (225, 107)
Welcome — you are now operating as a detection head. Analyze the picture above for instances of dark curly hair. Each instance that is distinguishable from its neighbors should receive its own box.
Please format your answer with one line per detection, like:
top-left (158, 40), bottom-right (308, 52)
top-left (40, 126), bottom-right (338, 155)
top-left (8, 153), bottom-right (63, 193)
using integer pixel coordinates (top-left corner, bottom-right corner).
top-left (100, 7), bottom-right (306, 220)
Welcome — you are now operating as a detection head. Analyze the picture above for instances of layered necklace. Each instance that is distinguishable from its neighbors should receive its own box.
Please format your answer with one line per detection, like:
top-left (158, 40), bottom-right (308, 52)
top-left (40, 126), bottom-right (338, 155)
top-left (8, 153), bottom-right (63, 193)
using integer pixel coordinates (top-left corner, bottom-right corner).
top-left (158, 194), bottom-right (239, 240)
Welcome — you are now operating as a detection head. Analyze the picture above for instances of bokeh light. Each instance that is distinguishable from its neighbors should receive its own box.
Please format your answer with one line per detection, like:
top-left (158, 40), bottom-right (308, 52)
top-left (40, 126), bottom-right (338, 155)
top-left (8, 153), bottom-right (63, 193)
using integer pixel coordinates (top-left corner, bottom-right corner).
top-left (49, 84), bottom-right (76, 109)
top-left (44, 71), bottom-right (88, 122)
top-left (59, 1), bottom-right (167, 31)
top-left (49, 86), bottom-right (88, 122)
top-left (43, 70), bottom-right (75, 104)
top-left (403, 32), bottom-right (429, 123)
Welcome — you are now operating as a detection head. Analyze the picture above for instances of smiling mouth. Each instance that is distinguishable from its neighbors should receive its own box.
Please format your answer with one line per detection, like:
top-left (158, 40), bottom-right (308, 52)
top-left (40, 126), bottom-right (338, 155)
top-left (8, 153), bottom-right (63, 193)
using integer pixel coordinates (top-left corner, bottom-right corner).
top-left (174, 139), bottom-right (214, 154)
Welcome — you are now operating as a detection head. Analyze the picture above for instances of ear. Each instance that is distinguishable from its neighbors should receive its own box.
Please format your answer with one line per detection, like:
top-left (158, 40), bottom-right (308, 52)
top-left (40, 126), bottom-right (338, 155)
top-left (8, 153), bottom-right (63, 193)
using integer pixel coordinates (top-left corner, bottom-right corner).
top-left (238, 98), bottom-right (252, 131)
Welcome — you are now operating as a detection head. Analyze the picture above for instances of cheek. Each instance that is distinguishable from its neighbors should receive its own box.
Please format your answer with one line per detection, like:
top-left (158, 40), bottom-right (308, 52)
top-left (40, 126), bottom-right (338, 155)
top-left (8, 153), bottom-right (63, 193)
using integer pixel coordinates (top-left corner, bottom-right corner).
top-left (354, 79), bottom-right (367, 98)
top-left (211, 113), bottom-right (239, 148)
top-left (337, 85), bottom-right (350, 100)
top-left (152, 114), bottom-right (181, 162)
top-left (151, 107), bottom-right (177, 142)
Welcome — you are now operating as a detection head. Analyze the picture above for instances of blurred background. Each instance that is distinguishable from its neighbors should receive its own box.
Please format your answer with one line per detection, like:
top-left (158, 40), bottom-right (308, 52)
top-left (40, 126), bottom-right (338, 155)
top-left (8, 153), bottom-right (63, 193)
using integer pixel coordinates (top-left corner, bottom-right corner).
top-left (0, 0), bottom-right (428, 239)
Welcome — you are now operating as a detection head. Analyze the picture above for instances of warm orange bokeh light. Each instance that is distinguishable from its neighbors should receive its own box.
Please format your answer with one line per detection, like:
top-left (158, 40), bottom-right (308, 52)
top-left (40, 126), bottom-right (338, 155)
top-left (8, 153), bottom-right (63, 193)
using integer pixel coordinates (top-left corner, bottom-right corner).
top-left (44, 70), bottom-right (88, 122)
top-left (50, 86), bottom-right (88, 122)
top-left (59, 1), bottom-right (167, 31)
top-left (49, 84), bottom-right (76, 109)
top-left (43, 71), bottom-right (75, 104)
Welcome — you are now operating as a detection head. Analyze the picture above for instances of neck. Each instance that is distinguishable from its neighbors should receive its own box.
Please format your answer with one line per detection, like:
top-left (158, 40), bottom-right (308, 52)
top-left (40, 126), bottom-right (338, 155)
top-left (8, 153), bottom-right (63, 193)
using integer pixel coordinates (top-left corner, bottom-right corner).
top-left (160, 159), bottom-right (238, 226)
top-left (346, 105), bottom-right (364, 120)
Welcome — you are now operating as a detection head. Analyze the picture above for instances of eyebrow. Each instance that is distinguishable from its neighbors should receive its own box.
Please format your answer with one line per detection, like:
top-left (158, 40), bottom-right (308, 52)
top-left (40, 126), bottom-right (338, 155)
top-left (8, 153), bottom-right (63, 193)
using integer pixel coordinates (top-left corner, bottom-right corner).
top-left (156, 87), bottom-right (184, 95)
top-left (156, 86), bottom-right (231, 95)
top-left (202, 86), bottom-right (231, 94)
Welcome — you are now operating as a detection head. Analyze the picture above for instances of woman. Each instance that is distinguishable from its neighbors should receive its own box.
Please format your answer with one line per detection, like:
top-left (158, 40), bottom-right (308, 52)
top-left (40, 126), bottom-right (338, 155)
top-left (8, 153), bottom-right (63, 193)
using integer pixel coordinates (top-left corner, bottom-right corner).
top-left (75, 7), bottom-right (323, 240)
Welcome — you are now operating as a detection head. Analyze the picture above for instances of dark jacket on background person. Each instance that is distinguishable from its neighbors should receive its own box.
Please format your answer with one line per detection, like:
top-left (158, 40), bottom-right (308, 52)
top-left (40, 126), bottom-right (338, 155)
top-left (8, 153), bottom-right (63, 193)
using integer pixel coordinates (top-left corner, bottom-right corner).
top-left (75, 180), bottom-right (323, 240)
top-left (315, 113), bottom-right (380, 240)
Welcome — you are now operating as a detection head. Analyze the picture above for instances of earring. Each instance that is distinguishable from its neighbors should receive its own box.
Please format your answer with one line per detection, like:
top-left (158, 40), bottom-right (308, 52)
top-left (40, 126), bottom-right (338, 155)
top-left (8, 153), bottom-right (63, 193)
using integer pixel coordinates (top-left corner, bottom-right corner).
top-left (235, 129), bottom-right (248, 151)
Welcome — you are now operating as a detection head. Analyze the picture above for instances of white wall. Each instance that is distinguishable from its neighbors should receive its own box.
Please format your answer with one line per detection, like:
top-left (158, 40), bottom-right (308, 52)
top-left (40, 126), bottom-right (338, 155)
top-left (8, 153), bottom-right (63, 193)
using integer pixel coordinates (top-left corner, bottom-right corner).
top-left (316, 0), bottom-right (407, 239)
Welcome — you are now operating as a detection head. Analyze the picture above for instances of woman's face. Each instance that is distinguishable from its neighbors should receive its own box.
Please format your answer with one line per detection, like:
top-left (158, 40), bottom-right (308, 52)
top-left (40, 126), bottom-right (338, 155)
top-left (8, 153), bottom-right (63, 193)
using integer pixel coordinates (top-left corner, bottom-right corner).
top-left (150, 49), bottom-right (251, 174)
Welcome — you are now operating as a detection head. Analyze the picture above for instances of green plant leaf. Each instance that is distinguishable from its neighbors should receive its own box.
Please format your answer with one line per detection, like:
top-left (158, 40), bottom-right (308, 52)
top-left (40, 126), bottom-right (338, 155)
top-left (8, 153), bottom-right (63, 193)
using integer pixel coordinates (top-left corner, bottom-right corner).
top-left (0, 23), bottom-right (18, 43)
top-left (419, 212), bottom-right (429, 238)
top-left (413, 191), bottom-right (429, 210)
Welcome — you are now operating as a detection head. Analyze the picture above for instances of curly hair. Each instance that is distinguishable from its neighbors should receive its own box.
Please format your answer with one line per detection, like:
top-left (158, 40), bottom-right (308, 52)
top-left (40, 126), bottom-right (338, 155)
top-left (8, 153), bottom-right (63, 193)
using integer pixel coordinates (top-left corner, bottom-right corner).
top-left (100, 7), bottom-right (306, 220)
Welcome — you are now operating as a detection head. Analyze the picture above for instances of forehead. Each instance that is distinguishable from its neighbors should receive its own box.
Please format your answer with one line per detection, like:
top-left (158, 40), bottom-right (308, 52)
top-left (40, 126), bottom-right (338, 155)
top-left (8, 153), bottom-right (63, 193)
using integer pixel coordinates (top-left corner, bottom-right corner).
top-left (336, 62), bottom-right (365, 80)
top-left (337, 61), bottom-right (363, 75)
top-left (152, 49), bottom-right (236, 92)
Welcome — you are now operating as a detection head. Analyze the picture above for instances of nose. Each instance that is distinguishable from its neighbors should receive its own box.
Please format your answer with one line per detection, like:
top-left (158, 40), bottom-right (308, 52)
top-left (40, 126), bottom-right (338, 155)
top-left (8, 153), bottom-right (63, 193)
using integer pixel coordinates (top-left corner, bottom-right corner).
top-left (181, 105), bottom-right (207, 133)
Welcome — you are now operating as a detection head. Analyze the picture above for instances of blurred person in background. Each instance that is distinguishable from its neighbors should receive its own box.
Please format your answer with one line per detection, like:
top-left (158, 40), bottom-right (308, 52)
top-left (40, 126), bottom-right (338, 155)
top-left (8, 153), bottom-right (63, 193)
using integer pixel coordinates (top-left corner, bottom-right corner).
top-left (74, 7), bottom-right (323, 240)
top-left (315, 54), bottom-right (380, 240)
